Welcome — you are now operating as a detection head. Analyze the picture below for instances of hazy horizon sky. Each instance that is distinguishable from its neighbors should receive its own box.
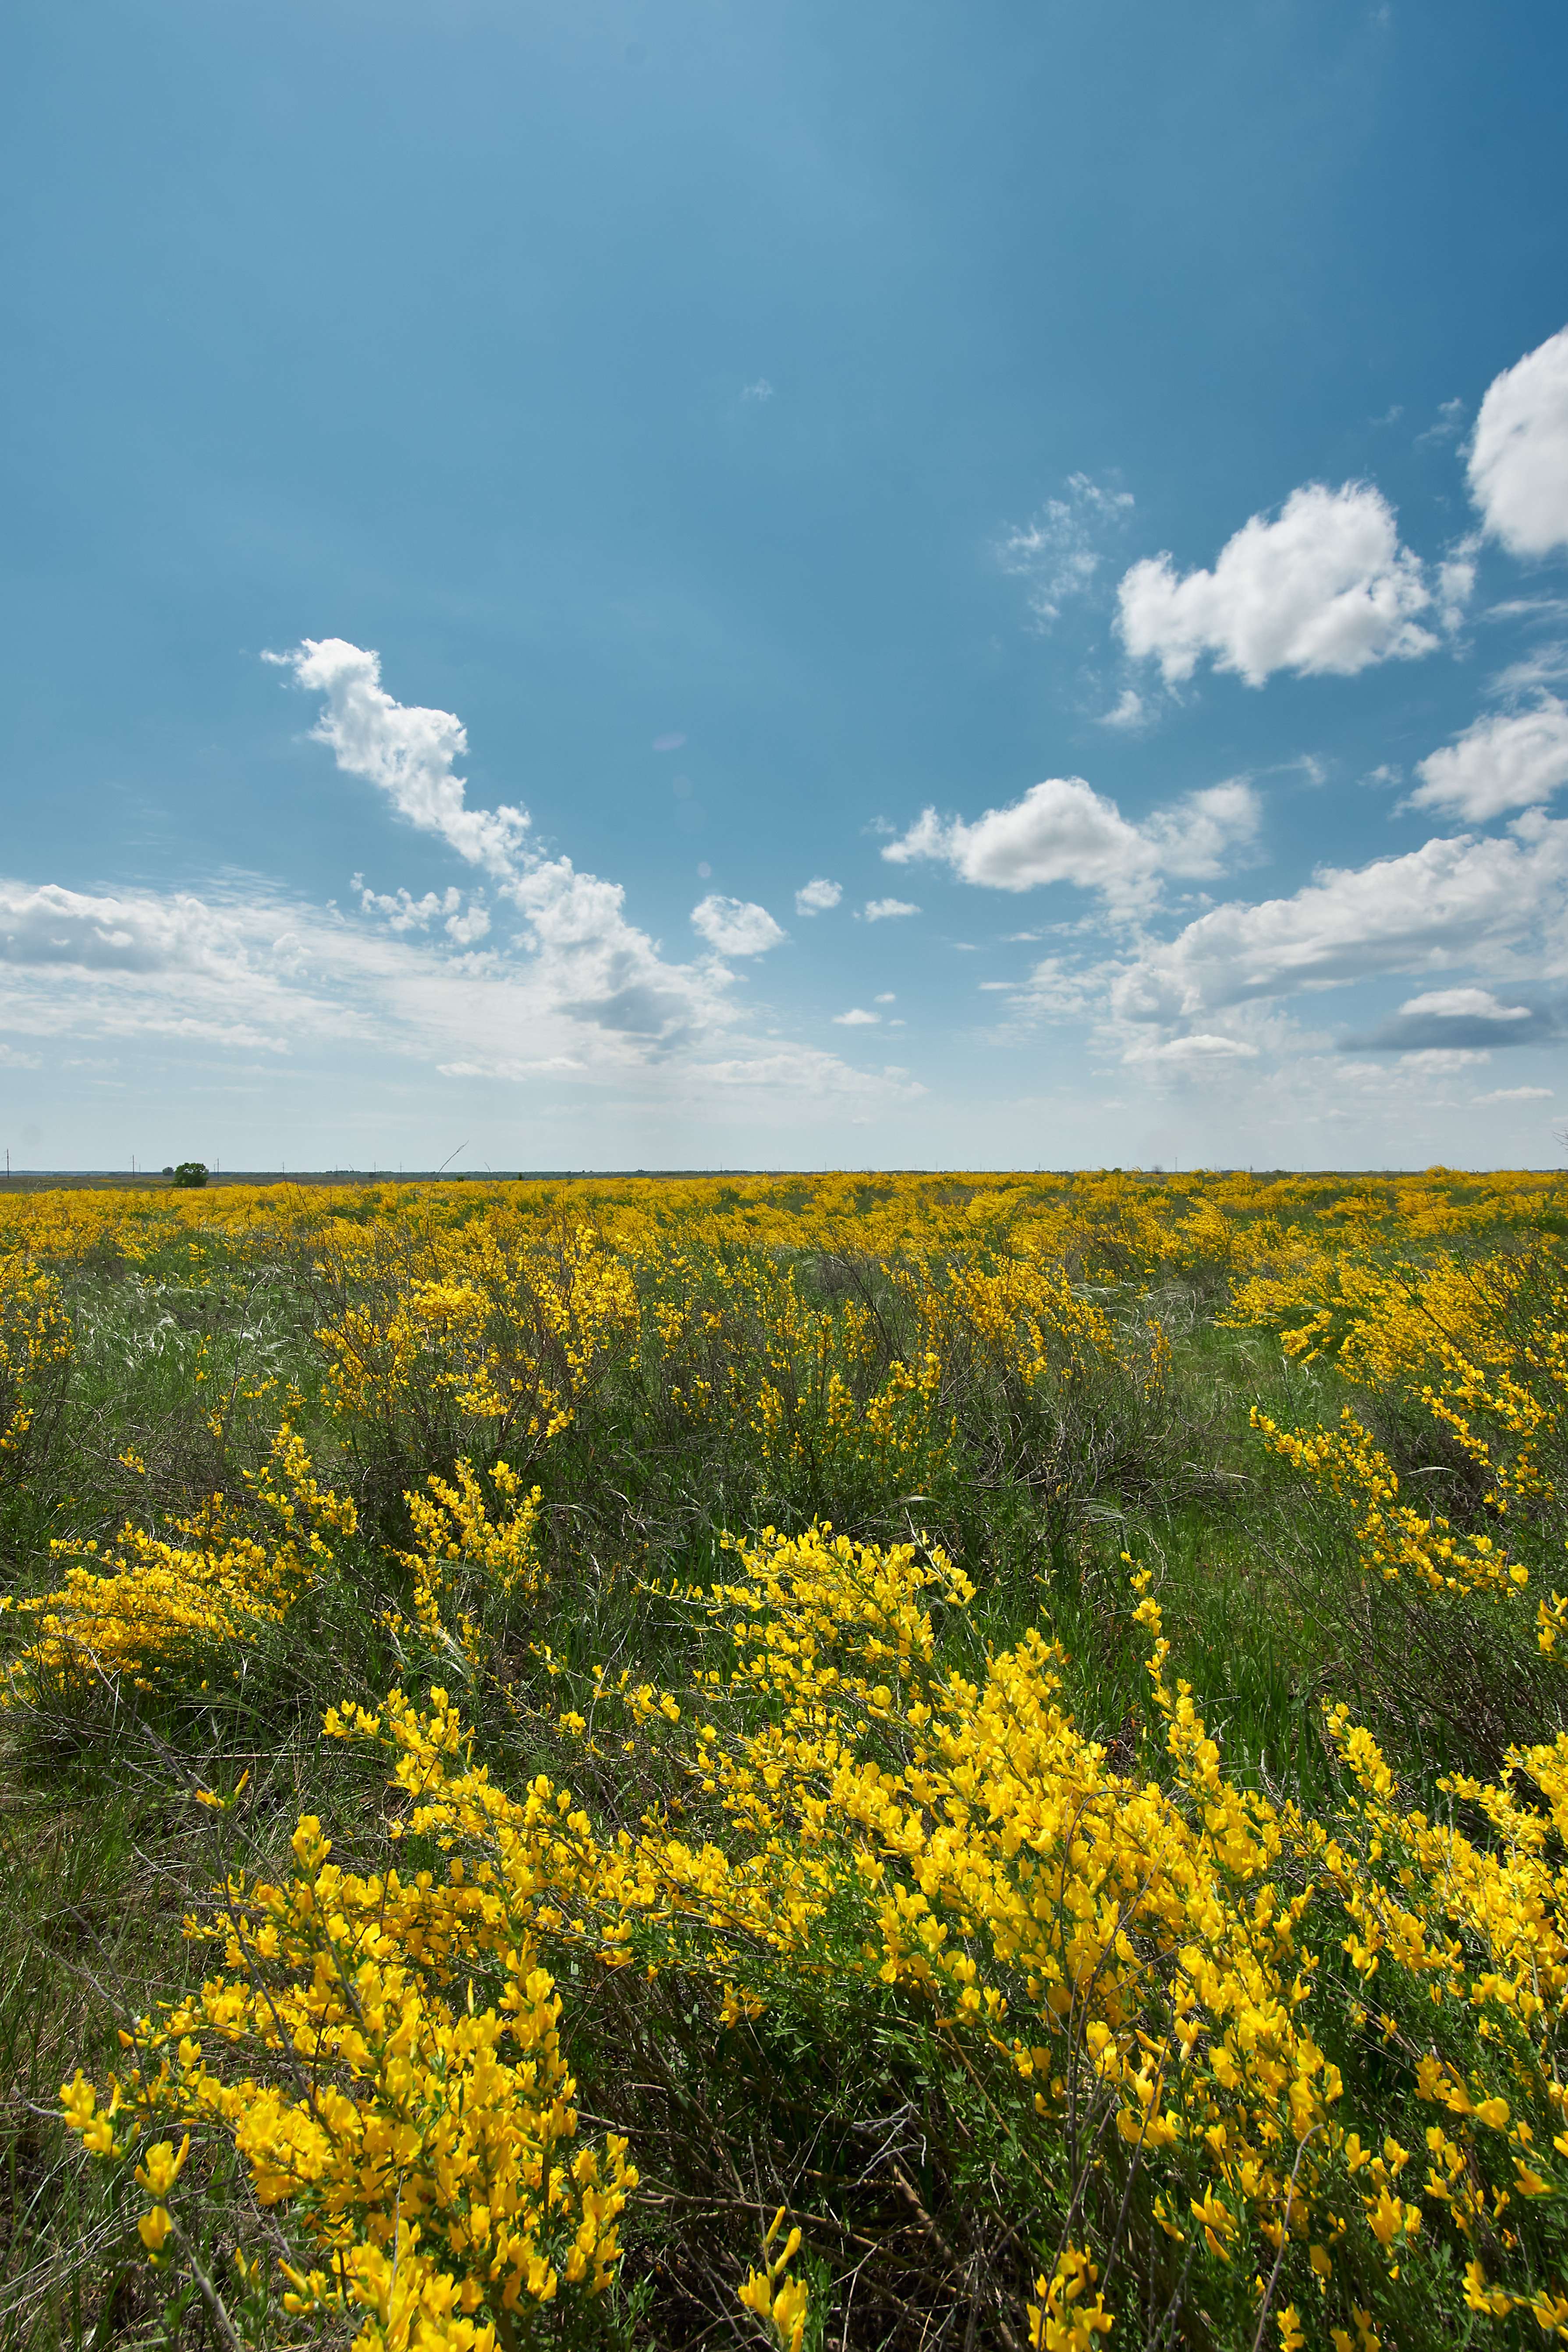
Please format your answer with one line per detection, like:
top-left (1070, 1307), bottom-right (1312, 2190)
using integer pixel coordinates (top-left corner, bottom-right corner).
top-left (4, 0), bottom-right (1568, 1171)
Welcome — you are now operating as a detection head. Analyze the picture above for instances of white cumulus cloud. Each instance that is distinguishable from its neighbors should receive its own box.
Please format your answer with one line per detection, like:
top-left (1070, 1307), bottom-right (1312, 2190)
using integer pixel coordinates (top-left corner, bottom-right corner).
top-left (690, 895), bottom-right (786, 957)
top-left (1116, 482), bottom-right (1441, 686)
top-left (1111, 814), bottom-right (1568, 1025)
top-left (0, 642), bottom-right (950, 1136)
top-left (276, 641), bottom-right (740, 1047)
top-left (1469, 324), bottom-right (1568, 556)
top-left (445, 902), bottom-right (493, 947)
top-left (272, 639), bottom-right (531, 876)
top-left (863, 897), bottom-right (921, 922)
top-left (1409, 699), bottom-right (1568, 823)
top-left (883, 776), bottom-right (1257, 907)
top-left (795, 877), bottom-right (843, 915)
top-left (833, 1007), bottom-right (880, 1025)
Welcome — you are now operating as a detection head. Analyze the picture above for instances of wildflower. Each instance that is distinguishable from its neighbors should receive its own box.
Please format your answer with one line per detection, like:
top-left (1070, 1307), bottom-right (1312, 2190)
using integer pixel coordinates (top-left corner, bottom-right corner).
top-left (135, 2136), bottom-right (189, 2196)
top-left (138, 2206), bottom-right (174, 2258)
top-left (1026, 2248), bottom-right (1114, 2350)
top-left (739, 2210), bottom-right (809, 2352)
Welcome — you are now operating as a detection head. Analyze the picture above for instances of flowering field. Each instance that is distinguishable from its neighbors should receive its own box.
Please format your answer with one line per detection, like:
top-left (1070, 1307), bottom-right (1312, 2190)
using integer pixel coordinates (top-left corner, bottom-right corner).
top-left (1, 1168), bottom-right (1566, 2352)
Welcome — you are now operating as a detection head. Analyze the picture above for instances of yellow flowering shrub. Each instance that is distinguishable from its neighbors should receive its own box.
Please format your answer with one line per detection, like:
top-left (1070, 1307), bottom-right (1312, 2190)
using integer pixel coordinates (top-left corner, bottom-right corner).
top-left (9, 1165), bottom-right (1568, 2349)
top-left (1305, 1707), bottom-right (1568, 2335)
top-left (292, 1512), bottom-right (1568, 2347)
top-left (397, 1456), bottom-right (544, 1648)
top-left (315, 1219), bottom-right (641, 1476)
top-left (62, 1795), bottom-right (636, 2351)
top-left (2, 1422), bottom-right (356, 1698)
top-left (1252, 1405), bottom-right (1525, 1598)
top-left (0, 1252), bottom-right (72, 1478)
top-left (1237, 1241), bottom-right (1568, 1541)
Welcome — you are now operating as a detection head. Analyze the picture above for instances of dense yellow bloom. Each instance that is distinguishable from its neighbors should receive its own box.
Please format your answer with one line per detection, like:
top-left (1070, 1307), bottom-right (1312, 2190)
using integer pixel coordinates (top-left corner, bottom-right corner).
top-left (315, 1219), bottom-right (640, 1467)
top-left (21, 1164), bottom-right (1568, 2348)
top-left (324, 1508), bottom-right (1568, 2343)
top-left (312, 1550), bottom-right (1339, 2329)
top-left (397, 1457), bottom-right (543, 1650)
top-left (1026, 2248), bottom-right (1114, 2350)
top-left (3, 1422), bottom-right (356, 1698)
top-left (63, 1794), bottom-right (636, 2348)
top-left (1252, 1406), bottom-right (1525, 1597)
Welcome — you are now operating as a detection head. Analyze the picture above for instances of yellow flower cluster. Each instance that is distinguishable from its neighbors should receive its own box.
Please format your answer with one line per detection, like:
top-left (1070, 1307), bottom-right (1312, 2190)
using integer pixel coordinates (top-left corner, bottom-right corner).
top-left (397, 1456), bottom-right (543, 1651)
top-left (1309, 1706), bottom-right (1568, 2335)
top-left (340, 1495), bottom-right (1568, 2341)
top-left (1238, 1239), bottom-right (1568, 1515)
top-left (62, 1798), bottom-right (635, 2352)
top-left (1252, 1406), bottom-right (1525, 1597)
top-left (0, 1252), bottom-right (72, 1472)
top-left (1026, 2247), bottom-right (1114, 2351)
top-left (2, 1423), bottom-right (355, 1697)
top-left (738, 2207), bottom-right (812, 2352)
top-left (315, 1220), bottom-right (640, 1468)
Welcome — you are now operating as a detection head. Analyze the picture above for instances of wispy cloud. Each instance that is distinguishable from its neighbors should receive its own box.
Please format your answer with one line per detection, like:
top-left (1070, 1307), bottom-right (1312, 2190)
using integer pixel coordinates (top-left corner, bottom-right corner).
top-left (997, 473), bottom-right (1134, 627)
top-left (1416, 396), bottom-right (1466, 447)
top-left (1098, 688), bottom-right (1146, 731)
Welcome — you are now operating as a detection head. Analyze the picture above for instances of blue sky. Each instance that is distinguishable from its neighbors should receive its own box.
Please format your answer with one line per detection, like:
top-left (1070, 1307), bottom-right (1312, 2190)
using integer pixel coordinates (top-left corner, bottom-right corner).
top-left (4, 0), bottom-right (1568, 1171)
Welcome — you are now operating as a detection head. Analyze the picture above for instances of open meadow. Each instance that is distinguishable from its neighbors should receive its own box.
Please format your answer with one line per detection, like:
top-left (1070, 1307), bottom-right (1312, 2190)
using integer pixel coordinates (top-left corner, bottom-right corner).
top-left (0, 1168), bottom-right (1565, 2352)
